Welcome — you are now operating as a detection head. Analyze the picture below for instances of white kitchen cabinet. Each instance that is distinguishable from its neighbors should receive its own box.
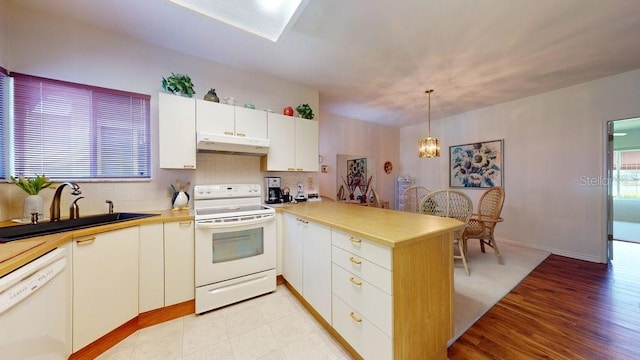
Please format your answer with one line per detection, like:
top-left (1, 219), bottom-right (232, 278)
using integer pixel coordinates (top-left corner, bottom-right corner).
top-left (139, 223), bottom-right (165, 313)
top-left (159, 92), bottom-right (196, 169)
top-left (281, 213), bottom-right (331, 322)
top-left (282, 213), bottom-right (303, 293)
top-left (72, 226), bottom-right (139, 352)
top-left (301, 219), bottom-right (332, 323)
top-left (295, 117), bottom-right (320, 171)
top-left (164, 220), bottom-right (195, 306)
top-left (261, 113), bottom-right (319, 172)
top-left (331, 229), bottom-right (393, 359)
top-left (196, 99), bottom-right (267, 138)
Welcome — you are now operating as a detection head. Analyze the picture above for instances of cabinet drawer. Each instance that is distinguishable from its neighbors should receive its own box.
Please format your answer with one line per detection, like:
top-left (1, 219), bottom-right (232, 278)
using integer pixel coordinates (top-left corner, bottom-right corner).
top-left (332, 294), bottom-right (392, 360)
top-left (332, 245), bottom-right (392, 295)
top-left (332, 264), bottom-right (392, 337)
top-left (332, 229), bottom-right (392, 270)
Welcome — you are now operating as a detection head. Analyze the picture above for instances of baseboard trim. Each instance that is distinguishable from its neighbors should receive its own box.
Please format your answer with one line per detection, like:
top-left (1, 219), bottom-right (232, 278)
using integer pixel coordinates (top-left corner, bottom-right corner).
top-left (496, 237), bottom-right (603, 263)
top-left (69, 299), bottom-right (195, 360)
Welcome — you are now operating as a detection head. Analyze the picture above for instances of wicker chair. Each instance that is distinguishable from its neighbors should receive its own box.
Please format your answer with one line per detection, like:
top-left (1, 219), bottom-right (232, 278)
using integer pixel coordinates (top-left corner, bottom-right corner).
top-left (401, 186), bottom-right (430, 212)
top-left (462, 186), bottom-right (505, 265)
top-left (420, 189), bottom-right (473, 275)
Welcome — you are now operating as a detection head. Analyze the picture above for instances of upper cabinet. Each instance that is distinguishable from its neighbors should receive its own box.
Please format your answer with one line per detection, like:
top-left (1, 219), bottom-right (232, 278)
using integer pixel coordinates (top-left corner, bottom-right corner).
top-left (261, 113), bottom-right (319, 172)
top-left (158, 93), bottom-right (196, 169)
top-left (196, 100), bottom-right (267, 139)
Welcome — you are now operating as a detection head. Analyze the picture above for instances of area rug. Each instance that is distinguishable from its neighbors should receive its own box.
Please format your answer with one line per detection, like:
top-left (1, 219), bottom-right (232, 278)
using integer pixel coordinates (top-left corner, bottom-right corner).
top-left (449, 242), bottom-right (550, 345)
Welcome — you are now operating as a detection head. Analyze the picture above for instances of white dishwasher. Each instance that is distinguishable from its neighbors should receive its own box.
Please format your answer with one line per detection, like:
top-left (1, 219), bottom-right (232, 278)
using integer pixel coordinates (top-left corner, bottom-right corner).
top-left (0, 245), bottom-right (72, 359)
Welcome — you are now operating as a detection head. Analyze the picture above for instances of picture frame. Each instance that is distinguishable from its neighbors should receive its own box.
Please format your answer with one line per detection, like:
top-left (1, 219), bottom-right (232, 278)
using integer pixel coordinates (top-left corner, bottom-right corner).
top-left (450, 139), bottom-right (503, 188)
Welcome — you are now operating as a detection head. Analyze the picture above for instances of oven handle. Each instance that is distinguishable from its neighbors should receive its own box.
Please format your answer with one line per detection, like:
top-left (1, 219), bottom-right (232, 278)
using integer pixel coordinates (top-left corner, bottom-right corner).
top-left (195, 215), bottom-right (274, 229)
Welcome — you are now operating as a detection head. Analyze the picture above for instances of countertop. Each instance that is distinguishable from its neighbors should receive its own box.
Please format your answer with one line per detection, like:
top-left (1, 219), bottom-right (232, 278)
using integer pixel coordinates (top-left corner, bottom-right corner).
top-left (0, 209), bottom-right (193, 276)
top-left (277, 200), bottom-right (464, 248)
top-left (1, 202), bottom-right (464, 277)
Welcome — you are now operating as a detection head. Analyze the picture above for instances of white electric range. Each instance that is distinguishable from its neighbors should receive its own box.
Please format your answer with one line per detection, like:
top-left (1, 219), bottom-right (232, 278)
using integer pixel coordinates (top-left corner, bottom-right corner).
top-left (193, 184), bottom-right (276, 314)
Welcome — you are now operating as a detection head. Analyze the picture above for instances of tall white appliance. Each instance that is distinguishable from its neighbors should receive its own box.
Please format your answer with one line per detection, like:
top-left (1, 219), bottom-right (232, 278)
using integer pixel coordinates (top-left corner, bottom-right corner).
top-left (193, 184), bottom-right (277, 314)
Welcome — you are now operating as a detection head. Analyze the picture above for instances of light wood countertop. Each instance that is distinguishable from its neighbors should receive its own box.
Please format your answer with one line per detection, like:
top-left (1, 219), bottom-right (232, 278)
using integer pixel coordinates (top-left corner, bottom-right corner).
top-left (0, 209), bottom-right (193, 276)
top-left (277, 200), bottom-right (464, 248)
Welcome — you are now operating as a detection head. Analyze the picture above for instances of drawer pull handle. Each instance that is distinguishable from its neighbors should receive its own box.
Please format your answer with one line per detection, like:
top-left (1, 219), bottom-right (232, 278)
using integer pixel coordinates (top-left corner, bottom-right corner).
top-left (179, 221), bottom-right (192, 227)
top-left (349, 256), bottom-right (362, 265)
top-left (224, 131), bottom-right (234, 136)
top-left (349, 312), bottom-right (362, 323)
top-left (76, 236), bottom-right (96, 245)
top-left (349, 277), bottom-right (362, 286)
top-left (349, 237), bottom-right (362, 244)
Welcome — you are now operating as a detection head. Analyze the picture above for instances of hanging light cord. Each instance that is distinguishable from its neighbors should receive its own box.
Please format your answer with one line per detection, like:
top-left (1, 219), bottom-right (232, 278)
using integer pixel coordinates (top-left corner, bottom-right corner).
top-left (426, 89), bottom-right (434, 136)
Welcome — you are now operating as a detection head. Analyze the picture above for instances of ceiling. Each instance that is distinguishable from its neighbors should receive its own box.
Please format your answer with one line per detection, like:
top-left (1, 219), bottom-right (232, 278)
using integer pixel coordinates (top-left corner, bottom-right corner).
top-left (10, 0), bottom-right (640, 128)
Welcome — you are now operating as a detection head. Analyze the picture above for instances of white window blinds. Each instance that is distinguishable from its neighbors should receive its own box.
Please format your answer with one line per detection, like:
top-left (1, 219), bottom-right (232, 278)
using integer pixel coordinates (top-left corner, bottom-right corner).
top-left (0, 68), bottom-right (8, 179)
top-left (11, 73), bottom-right (151, 180)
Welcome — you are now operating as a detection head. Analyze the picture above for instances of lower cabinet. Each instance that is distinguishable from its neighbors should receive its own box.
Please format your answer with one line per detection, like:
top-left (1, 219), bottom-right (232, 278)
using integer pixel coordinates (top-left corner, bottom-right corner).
top-left (282, 213), bottom-right (332, 323)
top-left (331, 229), bottom-right (393, 359)
top-left (139, 223), bottom-right (165, 312)
top-left (164, 220), bottom-right (195, 306)
top-left (72, 226), bottom-right (139, 352)
top-left (139, 220), bottom-right (195, 311)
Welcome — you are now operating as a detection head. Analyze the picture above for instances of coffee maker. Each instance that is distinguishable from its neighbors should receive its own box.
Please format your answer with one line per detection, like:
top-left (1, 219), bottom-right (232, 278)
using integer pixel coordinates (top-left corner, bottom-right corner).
top-left (264, 177), bottom-right (282, 204)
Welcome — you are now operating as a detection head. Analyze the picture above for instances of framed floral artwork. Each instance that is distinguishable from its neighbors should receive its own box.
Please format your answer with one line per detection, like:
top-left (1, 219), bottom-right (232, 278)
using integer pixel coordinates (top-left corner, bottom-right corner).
top-left (450, 139), bottom-right (503, 188)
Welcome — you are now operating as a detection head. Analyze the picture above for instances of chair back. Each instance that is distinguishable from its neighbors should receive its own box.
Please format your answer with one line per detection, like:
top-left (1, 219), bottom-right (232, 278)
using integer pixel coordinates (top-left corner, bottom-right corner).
top-left (477, 186), bottom-right (505, 230)
top-left (401, 186), bottom-right (430, 212)
top-left (420, 189), bottom-right (473, 237)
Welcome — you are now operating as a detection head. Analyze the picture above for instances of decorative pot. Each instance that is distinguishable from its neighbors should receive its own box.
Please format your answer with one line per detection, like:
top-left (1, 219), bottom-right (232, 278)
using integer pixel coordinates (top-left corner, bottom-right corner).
top-left (204, 88), bottom-right (220, 102)
top-left (23, 194), bottom-right (44, 221)
top-left (172, 191), bottom-right (189, 210)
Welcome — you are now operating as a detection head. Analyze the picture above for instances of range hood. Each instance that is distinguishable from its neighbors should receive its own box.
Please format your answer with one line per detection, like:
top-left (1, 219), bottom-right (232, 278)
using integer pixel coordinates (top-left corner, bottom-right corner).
top-left (196, 132), bottom-right (270, 155)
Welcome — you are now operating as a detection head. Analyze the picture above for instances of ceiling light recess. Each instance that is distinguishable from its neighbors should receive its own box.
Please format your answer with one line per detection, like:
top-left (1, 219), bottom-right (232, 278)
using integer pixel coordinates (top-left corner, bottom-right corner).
top-left (169, 0), bottom-right (304, 42)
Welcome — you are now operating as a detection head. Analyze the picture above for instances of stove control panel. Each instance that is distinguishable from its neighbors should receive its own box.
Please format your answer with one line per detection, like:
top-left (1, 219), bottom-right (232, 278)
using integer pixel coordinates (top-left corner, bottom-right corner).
top-left (194, 184), bottom-right (261, 200)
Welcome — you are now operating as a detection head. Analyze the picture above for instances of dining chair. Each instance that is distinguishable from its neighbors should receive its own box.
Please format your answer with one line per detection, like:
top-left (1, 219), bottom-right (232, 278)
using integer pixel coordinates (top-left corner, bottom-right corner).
top-left (420, 189), bottom-right (473, 275)
top-left (462, 186), bottom-right (505, 265)
top-left (401, 186), bottom-right (430, 212)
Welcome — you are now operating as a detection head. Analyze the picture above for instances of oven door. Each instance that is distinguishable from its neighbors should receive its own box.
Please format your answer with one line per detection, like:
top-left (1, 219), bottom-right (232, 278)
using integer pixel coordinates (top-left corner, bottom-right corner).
top-left (195, 215), bottom-right (276, 287)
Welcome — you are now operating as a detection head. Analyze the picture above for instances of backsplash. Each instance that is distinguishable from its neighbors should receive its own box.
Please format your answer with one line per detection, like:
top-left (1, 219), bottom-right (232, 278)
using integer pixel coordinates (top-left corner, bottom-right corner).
top-left (0, 152), bottom-right (319, 221)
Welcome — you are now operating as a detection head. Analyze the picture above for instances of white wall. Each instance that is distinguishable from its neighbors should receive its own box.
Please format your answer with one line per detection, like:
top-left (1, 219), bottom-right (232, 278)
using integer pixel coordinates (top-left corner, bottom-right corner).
top-left (0, 0), bottom-right (6, 68)
top-left (400, 69), bottom-right (640, 262)
top-left (319, 112), bottom-right (399, 207)
top-left (0, 3), bottom-right (319, 219)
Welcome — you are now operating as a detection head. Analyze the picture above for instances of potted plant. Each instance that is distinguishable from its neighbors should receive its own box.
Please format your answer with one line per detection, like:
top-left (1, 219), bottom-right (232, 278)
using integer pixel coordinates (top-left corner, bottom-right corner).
top-left (161, 72), bottom-right (196, 97)
top-left (10, 174), bottom-right (55, 220)
top-left (296, 103), bottom-right (315, 119)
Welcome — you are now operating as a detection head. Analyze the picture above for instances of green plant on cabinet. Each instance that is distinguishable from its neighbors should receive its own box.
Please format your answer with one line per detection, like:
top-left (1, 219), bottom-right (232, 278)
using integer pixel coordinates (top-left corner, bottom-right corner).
top-left (161, 72), bottom-right (196, 97)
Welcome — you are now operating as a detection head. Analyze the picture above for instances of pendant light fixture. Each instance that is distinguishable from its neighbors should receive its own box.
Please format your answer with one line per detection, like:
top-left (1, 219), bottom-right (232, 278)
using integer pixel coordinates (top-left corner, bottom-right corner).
top-left (418, 89), bottom-right (440, 158)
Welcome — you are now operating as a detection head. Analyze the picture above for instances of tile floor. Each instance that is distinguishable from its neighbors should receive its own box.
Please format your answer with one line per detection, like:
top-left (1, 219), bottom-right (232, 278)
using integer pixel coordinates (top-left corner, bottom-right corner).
top-left (97, 285), bottom-right (353, 360)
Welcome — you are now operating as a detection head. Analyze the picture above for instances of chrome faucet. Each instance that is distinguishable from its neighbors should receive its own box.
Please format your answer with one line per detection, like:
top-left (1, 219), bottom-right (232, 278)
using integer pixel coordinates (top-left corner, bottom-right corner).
top-left (50, 182), bottom-right (82, 222)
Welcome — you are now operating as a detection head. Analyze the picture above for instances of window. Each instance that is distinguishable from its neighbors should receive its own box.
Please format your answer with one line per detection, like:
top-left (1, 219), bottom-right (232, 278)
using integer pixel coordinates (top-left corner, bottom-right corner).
top-left (0, 67), bottom-right (8, 179)
top-left (11, 73), bottom-right (151, 180)
top-left (613, 150), bottom-right (640, 198)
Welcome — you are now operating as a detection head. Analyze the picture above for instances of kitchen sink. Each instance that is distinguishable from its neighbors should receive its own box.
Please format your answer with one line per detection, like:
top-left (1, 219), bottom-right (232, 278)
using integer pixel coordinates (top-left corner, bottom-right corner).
top-left (0, 212), bottom-right (159, 243)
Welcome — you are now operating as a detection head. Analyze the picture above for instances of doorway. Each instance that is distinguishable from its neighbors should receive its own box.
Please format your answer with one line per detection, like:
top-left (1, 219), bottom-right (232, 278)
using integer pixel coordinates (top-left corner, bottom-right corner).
top-left (607, 117), bottom-right (640, 260)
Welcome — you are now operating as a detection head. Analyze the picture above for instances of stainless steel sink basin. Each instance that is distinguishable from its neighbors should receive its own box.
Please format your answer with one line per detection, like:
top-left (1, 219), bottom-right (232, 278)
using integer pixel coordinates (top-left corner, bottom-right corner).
top-left (0, 212), bottom-right (159, 243)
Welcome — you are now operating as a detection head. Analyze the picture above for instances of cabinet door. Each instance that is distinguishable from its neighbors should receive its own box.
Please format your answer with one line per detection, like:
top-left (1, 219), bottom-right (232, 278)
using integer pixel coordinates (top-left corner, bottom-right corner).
top-left (72, 227), bottom-right (139, 352)
top-left (302, 220), bottom-right (332, 323)
top-left (164, 220), bottom-right (195, 306)
top-left (159, 93), bottom-right (196, 169)
top-left (282, 213), bottom-right (303, 293)
top-left (295, 118), bottom-right (319, 171)
top-left (262, 113), bottom-right (296, 171)
top-left (235, 106), bottom-right (267, 138)
top-left (139, 223), bottom-right (164, 313)
top-left (196, 99), bottom-right (235, 135)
